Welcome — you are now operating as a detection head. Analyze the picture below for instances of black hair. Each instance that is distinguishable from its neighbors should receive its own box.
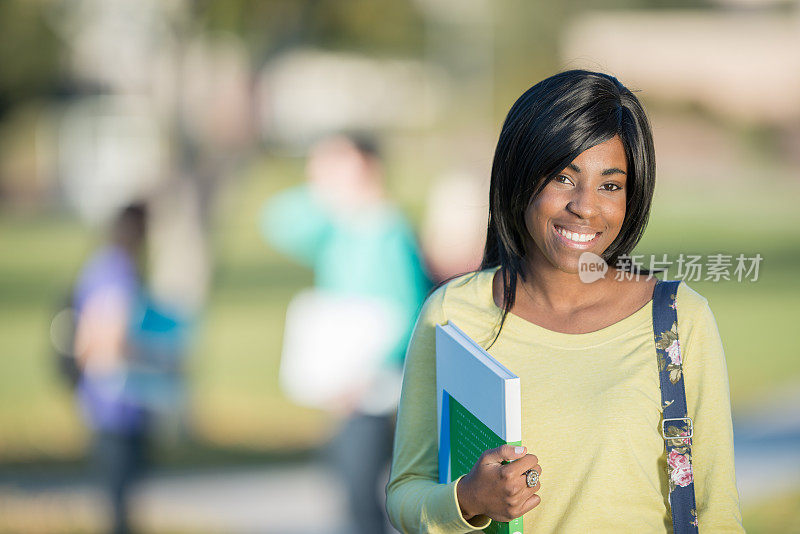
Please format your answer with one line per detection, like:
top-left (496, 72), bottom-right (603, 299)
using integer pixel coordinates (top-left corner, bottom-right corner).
top-left (346, 132), bottom-right (381, 161)
top-left (481, 69), bottom-right (656, 344)
top-left (321, 130), bottom-right (382, 162)
top-left (112, 202), bottom-right (147, 247)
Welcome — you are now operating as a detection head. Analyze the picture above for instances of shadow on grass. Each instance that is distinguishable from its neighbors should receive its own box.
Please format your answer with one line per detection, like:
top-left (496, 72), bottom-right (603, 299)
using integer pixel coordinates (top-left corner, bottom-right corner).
top-left (0, 437), bottom-right (320, 488)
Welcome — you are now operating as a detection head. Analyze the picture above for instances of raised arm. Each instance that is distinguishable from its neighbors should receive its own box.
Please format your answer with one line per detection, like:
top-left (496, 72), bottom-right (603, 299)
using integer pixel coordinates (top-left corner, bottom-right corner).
top-left (259, 185), bottom-right (332, 267)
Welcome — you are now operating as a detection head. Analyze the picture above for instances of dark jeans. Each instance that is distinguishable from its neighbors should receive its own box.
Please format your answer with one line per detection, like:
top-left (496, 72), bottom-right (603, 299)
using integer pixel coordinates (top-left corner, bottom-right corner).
top-left (93, 430), bottom-right (148, 534)
top-left (330, 412), bottom-right (395, 534)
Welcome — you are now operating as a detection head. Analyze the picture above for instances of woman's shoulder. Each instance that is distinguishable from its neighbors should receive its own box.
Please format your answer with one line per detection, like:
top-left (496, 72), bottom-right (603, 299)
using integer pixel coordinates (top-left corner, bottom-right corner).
top-left (422, 268), bottom-right (499, 322)
top-left (606, 275), bottom-right (714, 330)
top-left (610, 275), bottom-right (710, 315)
top-left (672, 282), bottom-right (722, 354)
top-left (675, 281), bottom-right (712, 318)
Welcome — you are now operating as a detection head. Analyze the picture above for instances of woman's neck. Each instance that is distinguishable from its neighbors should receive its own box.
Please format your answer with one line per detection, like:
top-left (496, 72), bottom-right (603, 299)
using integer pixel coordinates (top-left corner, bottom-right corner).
top-left (517, 255), bottom-right (610, 315)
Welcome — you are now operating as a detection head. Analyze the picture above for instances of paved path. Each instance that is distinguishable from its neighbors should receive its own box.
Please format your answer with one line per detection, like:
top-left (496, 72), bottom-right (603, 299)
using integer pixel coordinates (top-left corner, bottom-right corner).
top-left (731, 385), bottom-right (800, 503)
top-left (1, 388), bottom-right (799, 533)
top-left (0, 462), bottom-right (365, 533)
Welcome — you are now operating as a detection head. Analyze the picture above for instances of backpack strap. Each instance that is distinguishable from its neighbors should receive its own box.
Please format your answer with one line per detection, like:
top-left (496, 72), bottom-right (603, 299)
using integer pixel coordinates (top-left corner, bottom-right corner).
top-left (652, 280), bottom-right (699, 533)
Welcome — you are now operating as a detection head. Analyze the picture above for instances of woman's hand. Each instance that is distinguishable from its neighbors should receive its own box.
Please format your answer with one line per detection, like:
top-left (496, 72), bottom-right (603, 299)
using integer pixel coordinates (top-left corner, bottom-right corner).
top-left (456, 444), bottom-right (542, 523)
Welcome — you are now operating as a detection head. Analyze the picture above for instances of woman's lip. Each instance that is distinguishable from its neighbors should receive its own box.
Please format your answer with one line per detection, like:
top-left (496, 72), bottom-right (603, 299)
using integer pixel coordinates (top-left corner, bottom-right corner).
top-left (552, 224), bottom-right (602, 249)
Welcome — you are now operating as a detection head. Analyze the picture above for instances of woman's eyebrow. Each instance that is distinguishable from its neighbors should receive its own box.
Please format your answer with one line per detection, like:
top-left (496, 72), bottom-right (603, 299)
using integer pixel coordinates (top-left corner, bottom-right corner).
top-left (567, 163), bottom-right (627, 176)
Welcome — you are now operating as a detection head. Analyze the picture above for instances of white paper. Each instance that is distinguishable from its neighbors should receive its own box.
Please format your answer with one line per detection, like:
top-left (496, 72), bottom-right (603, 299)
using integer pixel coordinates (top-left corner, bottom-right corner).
top-left (279, 289), bottom-right (402, 410)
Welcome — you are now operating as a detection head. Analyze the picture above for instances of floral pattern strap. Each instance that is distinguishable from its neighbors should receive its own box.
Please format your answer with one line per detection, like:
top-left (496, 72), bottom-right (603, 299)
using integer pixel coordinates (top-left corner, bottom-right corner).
top-left (652, 280), bottom-right (699, 534)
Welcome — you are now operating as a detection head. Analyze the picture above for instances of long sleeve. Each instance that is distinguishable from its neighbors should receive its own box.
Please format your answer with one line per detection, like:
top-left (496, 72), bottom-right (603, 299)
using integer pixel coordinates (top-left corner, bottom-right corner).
top-left (259, 185), bottom-right (332, 266)
top-left (679, 288), bottom-right (745, 532)
top-left (386, 287), bottom-right (491, 533)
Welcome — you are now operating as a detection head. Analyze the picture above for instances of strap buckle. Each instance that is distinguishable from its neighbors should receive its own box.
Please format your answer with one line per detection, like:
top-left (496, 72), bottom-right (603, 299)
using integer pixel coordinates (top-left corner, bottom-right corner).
top-left (662, 417), bottom-right (693, 441)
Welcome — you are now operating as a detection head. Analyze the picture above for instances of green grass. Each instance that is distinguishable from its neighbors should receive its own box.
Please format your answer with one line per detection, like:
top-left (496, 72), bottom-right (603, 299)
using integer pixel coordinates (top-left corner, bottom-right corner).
top-left (1, 155), bottom-right (799, 534)
top-left (638, 180), bottom-right (800, 406)
top-left (2, 157), bottom-right (800, 458)
top-left (0, 213), bottom-right (93, 460)
top-left (743, 490), bottom-right (800, 534)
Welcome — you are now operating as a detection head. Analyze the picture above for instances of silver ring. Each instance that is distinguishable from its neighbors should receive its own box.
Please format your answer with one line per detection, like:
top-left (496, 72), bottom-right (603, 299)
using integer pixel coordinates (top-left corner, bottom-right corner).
top-left (525, 469), bottom-right (539, 488)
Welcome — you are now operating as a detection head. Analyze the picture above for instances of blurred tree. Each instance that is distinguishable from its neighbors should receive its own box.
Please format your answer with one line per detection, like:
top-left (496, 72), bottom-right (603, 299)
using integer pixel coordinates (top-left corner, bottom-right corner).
top-left (193, 0), bottom-right (424, 61)
top-left (307, 0), bottom-right (424, 54)
top-left (0, 0), bottom-right (61, 120)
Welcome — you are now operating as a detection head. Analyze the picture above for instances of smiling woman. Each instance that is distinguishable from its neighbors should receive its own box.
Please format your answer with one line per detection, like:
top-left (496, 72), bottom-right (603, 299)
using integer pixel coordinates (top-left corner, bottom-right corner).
top-left (386, 70), bottom-right (744, 534)
top-left (483, 71), bottom-right (656, 339)
top-left (525, 136), bottom-right (628, 270)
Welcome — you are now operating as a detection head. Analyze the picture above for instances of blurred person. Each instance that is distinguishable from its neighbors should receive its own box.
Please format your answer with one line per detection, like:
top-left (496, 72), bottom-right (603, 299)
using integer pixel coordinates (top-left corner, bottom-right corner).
top-left (260, 134), bottom-right (430, 534)
top-left (73, 203), bottom-right (149, 534)
top-left (386, 71), bottom-right (743, 533)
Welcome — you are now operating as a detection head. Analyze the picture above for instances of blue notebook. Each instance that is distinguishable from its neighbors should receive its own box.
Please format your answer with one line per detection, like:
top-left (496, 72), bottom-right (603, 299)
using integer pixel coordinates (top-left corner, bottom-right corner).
top-left (436, 322), bottom-right (524, 534)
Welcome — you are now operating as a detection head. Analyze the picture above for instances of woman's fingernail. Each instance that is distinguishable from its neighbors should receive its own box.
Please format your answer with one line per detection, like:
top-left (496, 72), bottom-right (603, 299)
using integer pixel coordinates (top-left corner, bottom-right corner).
top-left (515, 446), bottom-right (525, 454)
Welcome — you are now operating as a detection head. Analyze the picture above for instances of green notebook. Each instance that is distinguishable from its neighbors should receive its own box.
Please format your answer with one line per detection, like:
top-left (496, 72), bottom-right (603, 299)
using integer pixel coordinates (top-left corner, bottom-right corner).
top-left (436, 322), bottom-right (524, 534)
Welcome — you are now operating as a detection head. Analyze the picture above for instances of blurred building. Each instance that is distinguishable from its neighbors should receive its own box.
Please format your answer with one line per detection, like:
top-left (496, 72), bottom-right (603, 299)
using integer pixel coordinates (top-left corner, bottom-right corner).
top-left (562, 7), bottom-right (800, 125)
top-left (257, 50), bottom-right (448, 147)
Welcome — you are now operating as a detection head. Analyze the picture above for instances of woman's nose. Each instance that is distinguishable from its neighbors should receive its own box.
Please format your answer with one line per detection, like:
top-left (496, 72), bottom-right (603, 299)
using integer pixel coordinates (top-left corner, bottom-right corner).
top-left (566, 186), bottom-right (599, 220)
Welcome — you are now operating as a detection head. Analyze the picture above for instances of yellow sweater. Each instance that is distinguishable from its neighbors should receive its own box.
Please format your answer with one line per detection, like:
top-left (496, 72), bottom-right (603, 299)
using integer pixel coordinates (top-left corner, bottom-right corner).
top-left (386, 269), bottom-right (744, 533)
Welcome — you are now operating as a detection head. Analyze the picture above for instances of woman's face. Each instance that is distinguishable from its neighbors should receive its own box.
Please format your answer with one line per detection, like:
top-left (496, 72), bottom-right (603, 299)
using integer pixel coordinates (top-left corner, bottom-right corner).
top-left (524, 135), bottom-right (628, 275)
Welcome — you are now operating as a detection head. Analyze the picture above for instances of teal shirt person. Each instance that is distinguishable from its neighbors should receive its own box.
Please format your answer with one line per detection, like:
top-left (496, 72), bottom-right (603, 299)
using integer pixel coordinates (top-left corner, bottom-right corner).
top-left (260, 184), bottom-right (430, 369)
top-left (264, 135), bottom-right (430, 534)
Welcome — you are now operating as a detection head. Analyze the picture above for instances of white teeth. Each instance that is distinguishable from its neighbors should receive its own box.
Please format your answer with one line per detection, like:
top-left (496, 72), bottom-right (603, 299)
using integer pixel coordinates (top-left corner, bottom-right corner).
top-left (556, 226), bottom-right (597, 243)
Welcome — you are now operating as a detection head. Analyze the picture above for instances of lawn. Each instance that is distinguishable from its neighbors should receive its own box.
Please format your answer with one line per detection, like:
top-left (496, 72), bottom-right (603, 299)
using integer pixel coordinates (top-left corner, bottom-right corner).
top-left (0, 155), bottom-right (798, 532)
top-left (2, 157), bottom-right (799, 456)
